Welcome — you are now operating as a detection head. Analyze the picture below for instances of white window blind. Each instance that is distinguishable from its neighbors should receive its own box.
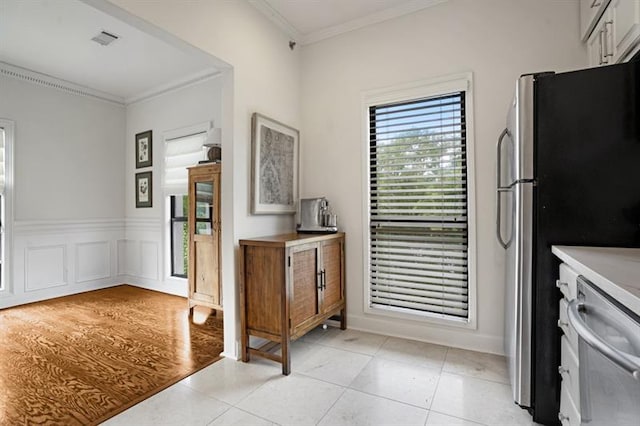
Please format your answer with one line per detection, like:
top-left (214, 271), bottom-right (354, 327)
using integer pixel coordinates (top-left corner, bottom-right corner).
top-left (164, 132), bottom-right (206, 195)
top-left (368, 91), bottom-right (469, 319)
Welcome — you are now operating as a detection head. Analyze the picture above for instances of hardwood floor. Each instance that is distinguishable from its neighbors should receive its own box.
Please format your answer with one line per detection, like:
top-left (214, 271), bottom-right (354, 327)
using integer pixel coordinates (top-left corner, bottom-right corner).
top-left (0, 285), bottom-right (224, 425)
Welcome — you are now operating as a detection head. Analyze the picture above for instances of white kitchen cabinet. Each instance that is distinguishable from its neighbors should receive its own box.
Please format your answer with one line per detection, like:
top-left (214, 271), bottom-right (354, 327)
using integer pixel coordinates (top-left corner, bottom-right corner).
top-left (587, 0), bottom-right (640, 66)
top-left (580, 0), bottom-right (612, 41)
top-left (555, 262), bottom-right (581, 424)
top-left (608, 0), bottom-right (640, 62)
top-left (587, 8), bottom-right (614, 66)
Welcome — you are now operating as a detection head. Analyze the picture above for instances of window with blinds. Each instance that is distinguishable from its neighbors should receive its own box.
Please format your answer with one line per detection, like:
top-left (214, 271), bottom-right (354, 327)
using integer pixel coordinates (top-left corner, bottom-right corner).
top-left (164, 132), bottom-right (207, 195)
top-left (368, 91), bottom-right (469, 320)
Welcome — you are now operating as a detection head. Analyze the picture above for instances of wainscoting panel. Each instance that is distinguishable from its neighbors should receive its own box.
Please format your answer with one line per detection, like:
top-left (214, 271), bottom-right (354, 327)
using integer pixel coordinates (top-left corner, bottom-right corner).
top-left (25, 244), bottom-right (67, 291)
top-left (2, 218), bottom-right (184, 308)
top-left (2, 219), bottom-right (126, 309)
top-left (76, 241), bottom-right (111, 283)
top-left (117, 239), bottom-right (138, 276)
top-left (140, 241), bottom-right (159, 280)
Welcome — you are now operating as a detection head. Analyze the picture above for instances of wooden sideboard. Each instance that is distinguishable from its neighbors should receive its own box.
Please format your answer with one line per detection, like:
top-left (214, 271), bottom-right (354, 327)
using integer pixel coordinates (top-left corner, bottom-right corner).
top-left (239, 232), bottom-right (346, 374)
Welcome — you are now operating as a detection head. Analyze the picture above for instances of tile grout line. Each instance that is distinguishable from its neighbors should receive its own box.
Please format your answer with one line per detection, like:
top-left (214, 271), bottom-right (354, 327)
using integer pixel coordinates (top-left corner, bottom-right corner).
top-left (423, 347), bottom-right (447, 426)
top-left (427, 408), bottom-right (489, 426)
top-left (228, 367), bottom-right (285, 408)
top-left (314, 386), bottom-right (348, 426)
top-left (223, 406), bottom-right (284, 426)
top-left (344, 384), bottom-right (431, 411)
top-left (440, 369), bottom-right (511, 386)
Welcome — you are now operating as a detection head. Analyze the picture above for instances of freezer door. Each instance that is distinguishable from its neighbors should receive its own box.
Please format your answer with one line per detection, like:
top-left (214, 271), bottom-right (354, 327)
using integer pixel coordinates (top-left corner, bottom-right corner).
top-left (504, 181), bottom-right (534, 407)
top-left (514, 75), bottom-right (535, 182)
top-left (498, 76), bottom-right (534, 188)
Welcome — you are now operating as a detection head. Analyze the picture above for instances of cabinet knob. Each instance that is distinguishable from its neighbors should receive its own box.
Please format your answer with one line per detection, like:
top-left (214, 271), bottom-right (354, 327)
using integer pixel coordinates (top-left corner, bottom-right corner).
top-left (558, 365), bottom-right (570, 376)
top-left (558, 412), bottom-right (570, 422)
top-left (557, 319), bottom-right (568, 328)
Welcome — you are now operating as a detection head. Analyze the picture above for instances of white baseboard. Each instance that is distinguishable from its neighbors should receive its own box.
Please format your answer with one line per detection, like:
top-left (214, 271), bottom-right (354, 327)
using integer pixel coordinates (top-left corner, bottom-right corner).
top-left (347, 313), bottom-right (504, 355)
top-left (221, 352), bottom-right (238, 360)
top-left (0, 279), bottom-right (123, 309)
top-left (123, 275), bottom-right (187, 297)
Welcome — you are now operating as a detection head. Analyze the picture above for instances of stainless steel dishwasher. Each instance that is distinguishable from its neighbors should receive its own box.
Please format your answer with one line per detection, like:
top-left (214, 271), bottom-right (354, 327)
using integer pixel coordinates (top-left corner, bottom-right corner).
top-left (567, 277), bottom-right (640, 426)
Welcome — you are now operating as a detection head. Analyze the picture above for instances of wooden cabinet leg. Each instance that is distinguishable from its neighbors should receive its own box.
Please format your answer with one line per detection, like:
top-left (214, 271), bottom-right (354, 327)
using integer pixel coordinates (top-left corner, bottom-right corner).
top-left (340, 307), bottom-right (347, 330)
top-left (281, 337), bottom-right (291, 375)
top-left (188, 306), bottom-right (194, 318)
top-left (241, 325), bottom-right (250, 362)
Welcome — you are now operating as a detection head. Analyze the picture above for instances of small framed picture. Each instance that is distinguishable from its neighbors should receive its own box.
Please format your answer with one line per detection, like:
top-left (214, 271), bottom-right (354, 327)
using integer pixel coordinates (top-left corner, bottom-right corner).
top-left (135, 171), bottom-right (152, 208)
top-left (135, 130), bottom-right (152, 168)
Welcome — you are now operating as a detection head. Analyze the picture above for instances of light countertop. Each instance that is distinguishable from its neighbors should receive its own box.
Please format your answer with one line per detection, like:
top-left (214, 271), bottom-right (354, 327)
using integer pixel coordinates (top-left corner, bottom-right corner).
top-left (552, 246), bottom-right (640, 316)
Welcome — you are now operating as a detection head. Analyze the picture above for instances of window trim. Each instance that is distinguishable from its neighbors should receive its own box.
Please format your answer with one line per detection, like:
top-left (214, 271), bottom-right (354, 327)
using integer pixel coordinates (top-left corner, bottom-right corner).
top-left (361, 73), bottom-right (477, 329)
top-left (0, 119), bottom-right (15, 295)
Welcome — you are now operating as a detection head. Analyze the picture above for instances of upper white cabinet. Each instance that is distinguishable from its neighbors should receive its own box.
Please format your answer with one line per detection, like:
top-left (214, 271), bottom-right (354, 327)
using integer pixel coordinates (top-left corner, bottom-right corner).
top-left (580, 0), bottom-right (612, 41)
top-left (585, 0), bottom-right (640, 66)
top-left (609, 0), bottom-right (640, 60)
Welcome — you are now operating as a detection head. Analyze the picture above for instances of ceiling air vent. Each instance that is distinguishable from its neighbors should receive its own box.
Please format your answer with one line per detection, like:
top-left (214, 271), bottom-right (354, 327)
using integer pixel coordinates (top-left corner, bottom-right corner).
top-left (91, 30), bottom-right (119, 46)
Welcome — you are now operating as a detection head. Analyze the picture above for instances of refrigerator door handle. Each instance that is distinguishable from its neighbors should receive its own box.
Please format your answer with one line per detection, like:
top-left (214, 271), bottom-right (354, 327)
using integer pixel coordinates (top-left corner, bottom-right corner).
top-left (496, 128), bottom-right (512, 249)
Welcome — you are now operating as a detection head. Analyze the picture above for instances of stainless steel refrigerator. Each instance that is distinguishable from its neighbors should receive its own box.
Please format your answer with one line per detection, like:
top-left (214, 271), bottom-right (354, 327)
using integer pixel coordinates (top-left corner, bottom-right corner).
top-left (496, 62), bottom-right (640, 425)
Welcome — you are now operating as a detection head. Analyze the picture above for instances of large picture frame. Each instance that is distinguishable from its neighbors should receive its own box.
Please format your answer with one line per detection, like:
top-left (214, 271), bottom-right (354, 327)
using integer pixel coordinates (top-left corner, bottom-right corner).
top-left (135, 171), bottom-right (152, 208)
top-left (251, 113), bottom-right (299, 215)
top-left (135, 130), bottom-right (152, 168)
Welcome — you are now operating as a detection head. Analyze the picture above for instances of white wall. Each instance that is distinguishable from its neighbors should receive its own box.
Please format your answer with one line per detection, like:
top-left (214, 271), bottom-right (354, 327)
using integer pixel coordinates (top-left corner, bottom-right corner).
top-left (299, 0), bottom-right (588, 354)
top-left (1, 75), bottom-right (125, 221)
top-left (122, 77), bottom-right (222, 296)
top-left (107, 0), bottom-right (301, 358)
top-left (0, 74), bottom-right (126, 308)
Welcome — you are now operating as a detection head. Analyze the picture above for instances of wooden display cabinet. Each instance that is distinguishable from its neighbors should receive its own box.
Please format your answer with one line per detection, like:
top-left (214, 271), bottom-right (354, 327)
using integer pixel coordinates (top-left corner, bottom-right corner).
top-left (187, 163), bottom-right (222, 315)
top-left (239, 233), bottom-right (346, 375)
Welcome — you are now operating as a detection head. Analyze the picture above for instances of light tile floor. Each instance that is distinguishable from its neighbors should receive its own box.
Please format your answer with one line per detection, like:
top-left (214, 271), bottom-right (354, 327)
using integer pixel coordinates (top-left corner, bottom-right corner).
top-left (103, 327), bottom-right (534, 426)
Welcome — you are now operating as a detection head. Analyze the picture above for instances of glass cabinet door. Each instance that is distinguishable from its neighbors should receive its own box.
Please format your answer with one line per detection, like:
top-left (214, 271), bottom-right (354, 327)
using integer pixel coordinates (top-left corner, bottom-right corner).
top-left (194, 181), bottom-right (214, 236)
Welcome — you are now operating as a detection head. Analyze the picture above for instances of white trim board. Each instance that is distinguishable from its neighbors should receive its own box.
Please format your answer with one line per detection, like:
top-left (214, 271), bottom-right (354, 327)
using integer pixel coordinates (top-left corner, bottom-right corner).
top-left (1, 61), bottom-right (221, 107)
top-left (250, 0), bottom-right (449, 45)
top-left (348, 314), bottom-right (504, 355)
top-left (0, 62), bottom-right (125, 105)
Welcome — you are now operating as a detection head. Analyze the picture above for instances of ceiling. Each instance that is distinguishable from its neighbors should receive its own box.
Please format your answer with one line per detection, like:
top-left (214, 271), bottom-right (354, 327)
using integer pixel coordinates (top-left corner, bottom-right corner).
top-left (0, 0), bottom-right (219, 102)
top-left (254, 0), bottom-right (447, 45)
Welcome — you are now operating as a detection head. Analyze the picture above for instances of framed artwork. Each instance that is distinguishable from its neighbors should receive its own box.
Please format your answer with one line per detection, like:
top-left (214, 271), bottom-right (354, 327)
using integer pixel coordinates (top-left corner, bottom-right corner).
top-left (135, 171), bottom-right (152, 208)
top-left (251, 113), bottom-right (299, 215)
top-left (135, 130), bottom-right (152, 168)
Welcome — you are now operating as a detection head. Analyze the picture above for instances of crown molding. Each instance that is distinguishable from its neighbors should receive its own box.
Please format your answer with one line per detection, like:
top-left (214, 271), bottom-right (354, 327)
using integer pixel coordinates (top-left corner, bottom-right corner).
top-left (251, 0), bottom-right (448, 46)
top-left (1, 60), bottom-right (220, 108)
top-left (249, 0), bottom-right (302, 41)
top-left (125, 69), bottom-right (221, 105)
top-left (0, 61), bottom-right (125, 105)
top-left (301, 0), bottom-right (449, 45)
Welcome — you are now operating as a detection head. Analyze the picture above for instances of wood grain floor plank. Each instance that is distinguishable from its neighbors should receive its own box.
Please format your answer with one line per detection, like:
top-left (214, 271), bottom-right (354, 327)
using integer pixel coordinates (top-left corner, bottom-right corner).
top-left (0, 285), bottom-right (224, 425)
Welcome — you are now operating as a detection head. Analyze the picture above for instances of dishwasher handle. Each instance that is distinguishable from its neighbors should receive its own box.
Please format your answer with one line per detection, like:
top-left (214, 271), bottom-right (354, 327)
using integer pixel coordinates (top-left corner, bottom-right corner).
top-left (567, 299), bottom-right (640, 380)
